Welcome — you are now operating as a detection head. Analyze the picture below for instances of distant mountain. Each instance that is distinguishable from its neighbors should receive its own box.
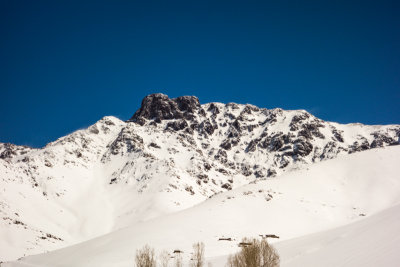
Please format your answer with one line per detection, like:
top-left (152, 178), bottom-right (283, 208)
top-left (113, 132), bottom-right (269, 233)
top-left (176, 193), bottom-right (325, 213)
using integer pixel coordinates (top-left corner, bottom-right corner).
top-left (1, 93), bottom-right (399, 262)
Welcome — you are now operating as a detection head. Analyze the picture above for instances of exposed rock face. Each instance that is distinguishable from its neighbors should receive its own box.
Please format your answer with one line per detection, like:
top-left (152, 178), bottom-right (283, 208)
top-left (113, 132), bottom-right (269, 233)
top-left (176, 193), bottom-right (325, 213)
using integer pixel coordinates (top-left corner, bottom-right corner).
top-left (370, 132), bottom-right (398, 148)
top-left (0, 143), bottom-right (33, 160)
top-left (108, 127), bottom-right (143, 155)
top-left (292, 138), bottom-right (313, 157)
top-left (129, 93), bottom-right (202, 124)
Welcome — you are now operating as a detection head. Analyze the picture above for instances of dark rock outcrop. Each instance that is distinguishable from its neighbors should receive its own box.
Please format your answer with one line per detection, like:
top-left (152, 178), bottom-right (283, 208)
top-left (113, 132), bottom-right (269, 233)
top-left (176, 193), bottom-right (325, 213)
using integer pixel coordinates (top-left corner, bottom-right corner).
top-left (370, 132), bottom-right (397, 148)
top-left (0, 143), bottom-right (32, 160)
top-left (349, 138), bottom-right (370, 154)
top-left (293, 138), bottom-right (313, 157)
top-left (166, 120), bottom-right (189, 131)
top-left (199, 119), bottom-right (216, 136)
top-left (108, 128), bottom-right (144, 155)
top-left (129, 93), bottom-right (201, 123)
top-left (221, 183), bottom-right (232, 190)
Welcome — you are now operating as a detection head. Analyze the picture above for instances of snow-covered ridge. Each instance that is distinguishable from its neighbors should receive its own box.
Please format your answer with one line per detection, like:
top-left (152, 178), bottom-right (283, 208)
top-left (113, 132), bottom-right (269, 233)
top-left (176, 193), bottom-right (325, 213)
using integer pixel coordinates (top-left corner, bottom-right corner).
top-left (0, 93), bottom-right (399, 261)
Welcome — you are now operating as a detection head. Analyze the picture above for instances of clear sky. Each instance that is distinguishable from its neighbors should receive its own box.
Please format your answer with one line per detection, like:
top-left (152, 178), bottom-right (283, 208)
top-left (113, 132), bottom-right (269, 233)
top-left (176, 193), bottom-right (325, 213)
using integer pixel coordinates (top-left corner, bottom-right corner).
top-left (1, 0), bottom-right (399, 147)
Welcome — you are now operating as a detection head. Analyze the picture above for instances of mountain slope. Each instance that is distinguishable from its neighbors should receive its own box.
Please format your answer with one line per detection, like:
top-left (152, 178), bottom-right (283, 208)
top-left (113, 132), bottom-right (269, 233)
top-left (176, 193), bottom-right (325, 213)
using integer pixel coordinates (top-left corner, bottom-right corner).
top-left (3, 145), bottom-right (400, 267)
top-left (0, 93), bottom-right (399, 261)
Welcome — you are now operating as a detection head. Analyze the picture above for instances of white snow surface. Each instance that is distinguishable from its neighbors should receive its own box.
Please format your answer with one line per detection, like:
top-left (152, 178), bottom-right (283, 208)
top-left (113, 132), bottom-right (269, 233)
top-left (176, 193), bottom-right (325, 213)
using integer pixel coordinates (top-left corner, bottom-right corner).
top-left (3, 145), bottom-right (400, 266)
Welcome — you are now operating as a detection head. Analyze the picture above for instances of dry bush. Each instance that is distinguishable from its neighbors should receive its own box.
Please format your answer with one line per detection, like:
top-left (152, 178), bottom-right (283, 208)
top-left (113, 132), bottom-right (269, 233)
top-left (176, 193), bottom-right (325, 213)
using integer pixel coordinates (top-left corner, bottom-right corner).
top-left (226, 238), bottom-right (280, 267)
top-left (159, 250), bottom-right (170, 267)
top-left (174, 253), bottom-right (183, 267)
top-left (135, 245), bottom-right (156, 267)
top-left (191, 242), bottom-right (205, 267)
top-left (259, 239), bottom-right (280, 267)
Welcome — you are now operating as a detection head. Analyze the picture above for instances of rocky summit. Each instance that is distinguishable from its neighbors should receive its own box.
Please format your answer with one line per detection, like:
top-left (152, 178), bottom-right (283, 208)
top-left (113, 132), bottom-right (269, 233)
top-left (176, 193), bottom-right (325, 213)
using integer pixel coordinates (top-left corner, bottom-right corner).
top-left (0, 93), bottom-right (399, 261)
top-left (130, 93), bottom-right (202, 124)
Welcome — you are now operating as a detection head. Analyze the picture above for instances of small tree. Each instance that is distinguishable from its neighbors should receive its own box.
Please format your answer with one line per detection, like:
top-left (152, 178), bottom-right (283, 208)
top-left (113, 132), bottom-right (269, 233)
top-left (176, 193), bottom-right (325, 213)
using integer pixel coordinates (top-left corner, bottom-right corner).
top-left (226, 237), bottom-right (280, 267)
top-left (191, 242), bottom-right (205, 267)
top-left (135, 245), bottom-right (156, 267)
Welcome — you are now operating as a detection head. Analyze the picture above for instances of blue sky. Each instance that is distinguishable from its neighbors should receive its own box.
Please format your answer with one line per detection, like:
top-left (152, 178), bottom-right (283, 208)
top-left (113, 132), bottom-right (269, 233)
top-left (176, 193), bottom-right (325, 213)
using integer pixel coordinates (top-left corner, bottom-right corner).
top-left (1, 0), bottom-right (399, 147)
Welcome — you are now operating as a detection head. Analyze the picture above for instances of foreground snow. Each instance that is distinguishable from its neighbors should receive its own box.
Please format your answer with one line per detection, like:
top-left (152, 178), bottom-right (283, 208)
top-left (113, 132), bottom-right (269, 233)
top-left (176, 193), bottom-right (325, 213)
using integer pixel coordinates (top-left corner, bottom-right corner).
top-left (276, 203), bottom-right (400, 267)
top-left (4, 146), bottom-right (400, 267)
top-left (208, 203), bottom-right (400, 267)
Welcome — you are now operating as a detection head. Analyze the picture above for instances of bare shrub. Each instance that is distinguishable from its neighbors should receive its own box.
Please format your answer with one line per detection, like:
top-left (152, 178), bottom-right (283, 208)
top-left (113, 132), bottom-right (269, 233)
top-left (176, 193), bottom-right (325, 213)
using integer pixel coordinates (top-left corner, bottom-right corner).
top-left (259, 239), bottom-right (280, 267)
top-left (226, 237), bottom-right (280, 267)
top-left (191, 242), bottom-right (205, 267)
top-left (174, 253), bottom-right (183, 267)
top-left (227, 254), bottom-right (241, 267)
top-left (160, 250), bottom-right (170, 267)
top-left (135, 245), bottom-right (156, 267)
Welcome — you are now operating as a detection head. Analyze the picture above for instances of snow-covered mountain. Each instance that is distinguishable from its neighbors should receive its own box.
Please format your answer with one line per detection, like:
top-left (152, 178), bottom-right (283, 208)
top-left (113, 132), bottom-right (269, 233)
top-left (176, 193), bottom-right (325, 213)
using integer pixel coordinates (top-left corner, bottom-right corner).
top-left (1, 93), bottom-right (399, 265)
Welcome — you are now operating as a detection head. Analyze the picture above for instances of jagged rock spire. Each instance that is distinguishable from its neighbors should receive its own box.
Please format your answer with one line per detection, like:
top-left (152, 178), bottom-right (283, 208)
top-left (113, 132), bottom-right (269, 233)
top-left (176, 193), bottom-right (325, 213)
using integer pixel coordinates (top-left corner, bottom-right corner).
top-left (129, 93), bottom-right (202, 125)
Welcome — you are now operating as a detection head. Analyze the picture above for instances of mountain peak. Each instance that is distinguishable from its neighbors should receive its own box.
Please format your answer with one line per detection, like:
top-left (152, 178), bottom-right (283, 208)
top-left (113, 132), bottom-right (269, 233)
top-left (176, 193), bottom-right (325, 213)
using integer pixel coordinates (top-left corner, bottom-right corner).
top-left (129, 93), bottom-right (201, 125)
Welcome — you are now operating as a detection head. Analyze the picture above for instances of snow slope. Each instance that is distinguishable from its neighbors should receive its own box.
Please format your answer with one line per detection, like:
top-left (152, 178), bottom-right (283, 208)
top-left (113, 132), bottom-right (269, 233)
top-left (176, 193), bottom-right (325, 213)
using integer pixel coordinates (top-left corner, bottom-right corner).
top-left (4, 145), bottom-right (400, 267)
top-left (208, 202), bottom-right (400, 267)
top-left (276, 203), bottom-right (400, 267)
